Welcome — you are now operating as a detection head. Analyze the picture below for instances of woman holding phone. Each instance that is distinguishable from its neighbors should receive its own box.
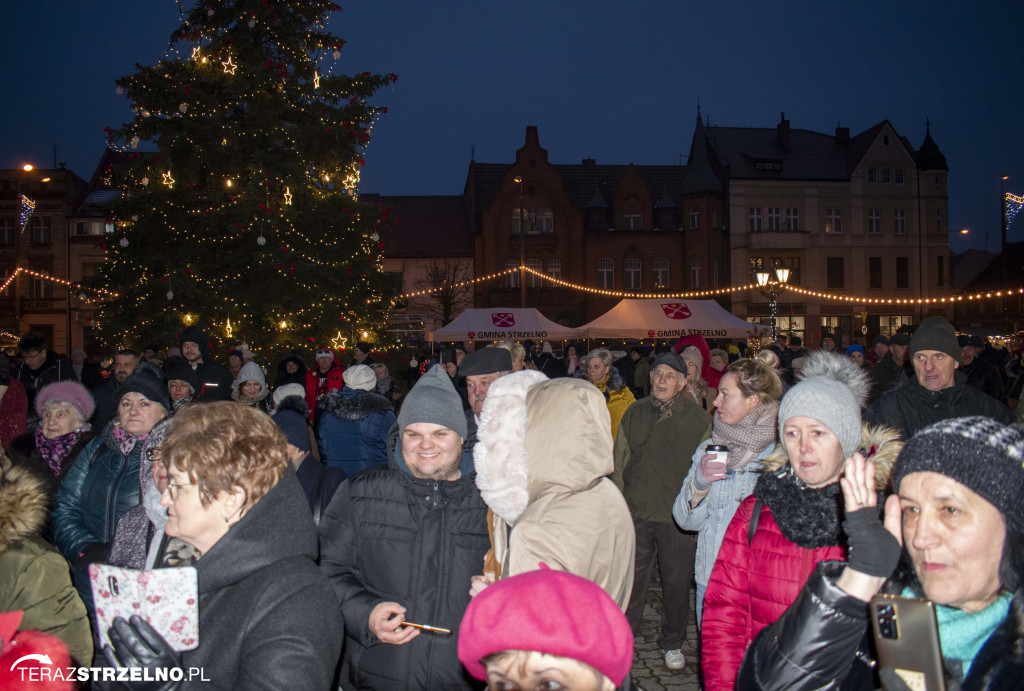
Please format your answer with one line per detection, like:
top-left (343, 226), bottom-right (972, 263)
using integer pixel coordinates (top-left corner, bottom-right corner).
top-left (739, 417), bottom-right (1024, 690)
top-left (100, 402), bottom-right (343, 690)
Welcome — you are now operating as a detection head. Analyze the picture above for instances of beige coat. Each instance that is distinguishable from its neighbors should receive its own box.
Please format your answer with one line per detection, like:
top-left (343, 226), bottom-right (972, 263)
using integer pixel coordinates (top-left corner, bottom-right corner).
top-left (475, 372), bottom-right (636, 611)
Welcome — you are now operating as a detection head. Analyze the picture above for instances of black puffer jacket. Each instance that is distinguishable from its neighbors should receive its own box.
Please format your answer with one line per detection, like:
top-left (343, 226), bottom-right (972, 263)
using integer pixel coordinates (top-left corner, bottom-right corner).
top-left (738, 560), bottom-right (1024, 691)
top-left (319, 424), bottom-right (488, 690)
top-left (177, 469), bottom-right (343, 690)
top-left (179, 326), bottom-right (233, 401)
top-left (867, 371), bottom-right (1014, 439)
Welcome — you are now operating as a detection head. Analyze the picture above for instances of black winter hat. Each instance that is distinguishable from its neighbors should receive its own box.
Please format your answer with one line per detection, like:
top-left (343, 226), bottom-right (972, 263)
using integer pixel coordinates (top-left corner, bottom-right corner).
top-left (789, 336), bottom-right (803, 347)
top-left (652, 352), bottom-right (686, 375)
top-left (119, 361), bottom-right (171, 412)
top-left (872, 334), bottom-right (890, 347)
top-left (164, 357), bottom-right (200, 395)
top-left (909, 316), bottom-right (962, 364)
top-left (459, 348), bottom-right (513, 377)
top-left (893, 417), bottom-right (1024, 532)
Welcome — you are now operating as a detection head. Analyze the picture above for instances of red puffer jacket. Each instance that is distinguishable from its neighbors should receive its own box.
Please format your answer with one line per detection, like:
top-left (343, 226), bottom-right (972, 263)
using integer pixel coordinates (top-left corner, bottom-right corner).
top-left (700, 494), bottom-right (846, 691)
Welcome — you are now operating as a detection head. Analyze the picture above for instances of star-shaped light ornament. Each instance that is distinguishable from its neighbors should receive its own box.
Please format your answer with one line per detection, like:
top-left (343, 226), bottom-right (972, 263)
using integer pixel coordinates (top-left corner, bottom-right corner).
top-left (331, 331), bottom-right (348, 349)
top-left (162, 172), bottom-right (175, 188)
top-left (222, 57), bottom-right (237, 75)
top-left (192, 46), bottom-right (201, 60)
top-left (283, 187), bottom-right (293, 205)
top-left (313, 70), bottom-right (320, 89)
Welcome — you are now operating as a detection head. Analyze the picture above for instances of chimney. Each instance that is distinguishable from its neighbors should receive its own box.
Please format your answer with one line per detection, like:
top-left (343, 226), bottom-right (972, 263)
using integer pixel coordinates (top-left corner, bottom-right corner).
top-left (777, 112), bottom-right (790, 151)
top-left (835, 125), bottom-right (849, 144)
top-left (581, 158), bottom-right (596, 166)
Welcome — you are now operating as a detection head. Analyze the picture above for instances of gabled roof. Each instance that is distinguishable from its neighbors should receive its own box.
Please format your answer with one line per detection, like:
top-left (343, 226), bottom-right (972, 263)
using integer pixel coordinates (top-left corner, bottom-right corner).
top-left (706, 125), bottom-right (851, 180)
top-left (360, 194), bottom-right (472, 258)
top-left (73, 148), bottom-right (138, 218)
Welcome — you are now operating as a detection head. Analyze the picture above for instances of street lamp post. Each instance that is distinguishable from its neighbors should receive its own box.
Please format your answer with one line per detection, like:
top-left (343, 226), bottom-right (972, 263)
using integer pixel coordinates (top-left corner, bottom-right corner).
top-left (755, 264), bottom-right (790, 341)
top-left (513, 175), bottom-right (526, 308)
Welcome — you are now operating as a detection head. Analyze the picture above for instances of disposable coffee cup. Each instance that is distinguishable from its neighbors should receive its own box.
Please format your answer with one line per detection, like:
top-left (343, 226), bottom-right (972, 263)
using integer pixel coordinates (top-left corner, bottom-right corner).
top-left (705, 444), bottom-right (729, 467)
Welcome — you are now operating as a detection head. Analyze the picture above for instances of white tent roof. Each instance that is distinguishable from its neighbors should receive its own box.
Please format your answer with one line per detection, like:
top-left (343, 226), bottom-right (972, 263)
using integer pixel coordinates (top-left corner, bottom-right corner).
top-left (430, 307), bottom-right (584, 343)
top-left (579, 298), bottom-right (757, 339)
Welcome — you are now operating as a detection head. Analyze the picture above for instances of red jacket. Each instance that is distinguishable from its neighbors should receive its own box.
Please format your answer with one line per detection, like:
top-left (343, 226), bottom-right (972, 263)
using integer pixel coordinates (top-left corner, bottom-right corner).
top-left (674, 334), bottom-right (723, 390)
top-left (700, 494), bottom-right (846, 691)
top-left (0, 379), bottom-right (27, 448)
top-left (305, 359), bottom-right (345, 417)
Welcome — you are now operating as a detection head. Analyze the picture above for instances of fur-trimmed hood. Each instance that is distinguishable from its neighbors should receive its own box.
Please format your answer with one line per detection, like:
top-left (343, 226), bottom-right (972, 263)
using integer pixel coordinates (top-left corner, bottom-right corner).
top-left (572, 364), bottom-right (628, 394)
top-left (274, 394), bottom-right (309, 419)
top-left (0, 463), bottom-right (50, 553)
top-left (475, 371), bottom-right (614, 524)
top-left (762, 423), bottom-right (903, 488)
top-left (318, 388), bottom-right (392, 420)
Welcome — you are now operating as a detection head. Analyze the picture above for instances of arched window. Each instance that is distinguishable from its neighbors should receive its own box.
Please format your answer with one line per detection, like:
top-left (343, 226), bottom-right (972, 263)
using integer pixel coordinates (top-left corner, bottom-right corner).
top-left (690, 206), bottom-right (701, 229)
top-left (690, 257), bottom-right (702, 289)
top-left (652, 257), bottom-right (669, 289)
top-left (597, 258), bottom-right (614, 290)
top-left (622, 208), bottom-right (642, 231)
top-left (546, 259), bottom-right (561, 279)
top-left (505, 258), bottom-right (519, 288)
top-left (624, 258), bottom-right (641, 291)
top-left (526, 259), bottom-right (543, 288)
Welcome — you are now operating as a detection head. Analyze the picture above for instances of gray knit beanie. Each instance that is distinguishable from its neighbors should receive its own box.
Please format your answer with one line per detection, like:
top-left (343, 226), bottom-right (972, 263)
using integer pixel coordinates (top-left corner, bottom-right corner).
top-left (777, 351), bottom-right (871, 458)
top-left (892, 417), bottom-right (1024, 532)
top-left (909, 316), bottom-right (962, 364)
top-left (397, 364), bottom-right (468, 438)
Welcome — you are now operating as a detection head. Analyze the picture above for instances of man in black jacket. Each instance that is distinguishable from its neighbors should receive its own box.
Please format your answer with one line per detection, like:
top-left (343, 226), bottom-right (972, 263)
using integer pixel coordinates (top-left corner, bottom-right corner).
top-left (868, 317), bottom-right (1013, 438)
top-left (16, 331), bottom-right (74, 428)
top-left (319, 365), bottom-right (488, 690)
top-left (179, 325), bottom-right (233, 401)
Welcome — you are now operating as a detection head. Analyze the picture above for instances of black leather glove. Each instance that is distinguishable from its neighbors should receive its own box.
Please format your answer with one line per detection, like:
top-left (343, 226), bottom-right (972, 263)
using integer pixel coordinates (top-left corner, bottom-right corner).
top-left (103, 615), bottom-right (183, 691)
top-left (78, 541), bottom-right (110, 567)
top-left (843, 506), bottom-right (901, 578)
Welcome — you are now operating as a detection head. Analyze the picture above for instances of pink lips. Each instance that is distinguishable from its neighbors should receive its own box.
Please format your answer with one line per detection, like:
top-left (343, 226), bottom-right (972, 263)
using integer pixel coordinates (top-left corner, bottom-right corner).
top-left (920, 562), bottom-right (947, 572)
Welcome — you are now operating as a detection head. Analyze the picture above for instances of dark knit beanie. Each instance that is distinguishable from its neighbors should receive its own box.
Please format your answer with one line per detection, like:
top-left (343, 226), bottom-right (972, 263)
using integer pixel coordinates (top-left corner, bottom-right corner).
top-left (909, 316), bottom-right (962, 364)
top-left (872, 334), bottom-right (889, 347)
top-left (789, 336), bottom-right (803, 347)
top-left (893, 417), bottom-right (1024, 532)
top-left (273, 406), bottom-right (311, 453)
top-left (119, 361), bottom-right (171, 412)
top-left (397, 364), bottom-right (468, 438)
top-left (164, 358), bottom-right (199, 395)
top-left (890, 333), bottom-right (912, 346)
top-left (355, 341), bottom-right (372, 355)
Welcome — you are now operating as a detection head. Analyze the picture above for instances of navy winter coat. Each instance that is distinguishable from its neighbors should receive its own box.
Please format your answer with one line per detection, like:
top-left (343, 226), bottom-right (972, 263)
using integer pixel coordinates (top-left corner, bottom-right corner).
top-left (317, 388), bottom-right (396, 474)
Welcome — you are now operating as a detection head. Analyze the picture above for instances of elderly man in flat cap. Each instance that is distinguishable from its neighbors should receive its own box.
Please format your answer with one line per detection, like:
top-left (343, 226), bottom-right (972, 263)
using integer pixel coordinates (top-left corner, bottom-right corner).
top-left (458, 347), bottom-right (514, 453)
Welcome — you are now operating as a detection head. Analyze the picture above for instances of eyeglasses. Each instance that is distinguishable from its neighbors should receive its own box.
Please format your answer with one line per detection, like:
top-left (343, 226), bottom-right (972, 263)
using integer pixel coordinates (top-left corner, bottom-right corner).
top-left (165, 481), bottom-right (193, 499)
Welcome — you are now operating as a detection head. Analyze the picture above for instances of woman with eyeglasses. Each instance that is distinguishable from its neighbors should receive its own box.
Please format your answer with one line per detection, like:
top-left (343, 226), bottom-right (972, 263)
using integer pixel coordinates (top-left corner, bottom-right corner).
top-left (100, 402), bottom-right (343, 691)
top-left (52, 363), bottom-right (169, 612)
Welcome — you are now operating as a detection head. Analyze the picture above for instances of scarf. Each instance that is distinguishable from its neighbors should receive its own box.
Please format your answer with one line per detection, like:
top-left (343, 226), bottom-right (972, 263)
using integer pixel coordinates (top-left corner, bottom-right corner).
top-left (754, 465), bottom-right (850, 550)
top-left (566, 356), bottom-right (580, 375)
top-left (171, 395), bottom-right (192, 412)
top-left (374, 375), bottom-right (392, 397)
top-left (112, 425), bottom-right (147, 455)
top-left (652, 393), bottom-right (679, 415)
top-left (34, 427), bottom-right (84, 476)
top-left (232, 387), bottom-right (269, 407)
top-left (901, 586), bottom-right (1012, 678)
top-left (711, 400), bottom-right (779, 470)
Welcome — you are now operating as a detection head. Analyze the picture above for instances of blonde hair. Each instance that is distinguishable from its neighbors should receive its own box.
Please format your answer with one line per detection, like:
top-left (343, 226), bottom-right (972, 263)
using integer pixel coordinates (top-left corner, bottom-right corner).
top-left (494, 341), bottom-right (526, 366)
top-left (162, 402), bottom-right (288, 509)
top-left (754, 348), bottom-right (780, 370)
top-left (679, 346), bottom-right (708, 402)
top-left (725, 358), bottom-right (783, 405)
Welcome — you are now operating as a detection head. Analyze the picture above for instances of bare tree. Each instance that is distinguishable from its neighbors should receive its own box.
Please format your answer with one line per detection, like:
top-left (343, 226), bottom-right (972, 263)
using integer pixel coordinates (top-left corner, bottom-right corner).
top-left (409, 259), bottom-right (474, 325)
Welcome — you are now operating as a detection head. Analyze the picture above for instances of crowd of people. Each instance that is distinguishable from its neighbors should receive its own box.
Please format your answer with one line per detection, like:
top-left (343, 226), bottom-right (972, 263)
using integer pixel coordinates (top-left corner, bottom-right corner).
top-left (0, 319), bottom-right (1021, 690)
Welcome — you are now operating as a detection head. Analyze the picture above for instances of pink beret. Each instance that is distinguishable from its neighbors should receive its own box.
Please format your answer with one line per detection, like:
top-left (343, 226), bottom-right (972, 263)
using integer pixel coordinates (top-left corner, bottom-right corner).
top-left (457, 564), bottom-right (633, 685)
top-left (34, 381), bottom-right (95, 422)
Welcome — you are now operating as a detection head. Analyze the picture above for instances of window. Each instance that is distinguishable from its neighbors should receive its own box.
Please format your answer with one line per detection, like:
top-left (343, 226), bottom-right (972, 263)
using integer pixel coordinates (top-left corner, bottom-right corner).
top-left (623, 208), bottom-right (643, 231)
top-left (32, 217), bottom-right (51, 244)
top-left (652, 257), bottom-right (669, 289)
top-left (937, 255), bottom-right (944, 287)
top-left (935, 209), bottom-right (944, 234)
top-left (825, 208), bottom-right (842, 234)
top-left (868, 168), bottom-right (877, 184)
top-left (690, 257), bottom-right (702, 289)
top-left (894, 209), bottom-right (906, 235)
top-left (546, 259), bottom-right (561, 279)
top-left (0, 218), bottom-right (13, 245)
top-left (504, 258), bottom-right (519, 288)
top-left (767, 207), bottom-right (780, 230)
top-left (624, 258), bottom-right (641, 290)
top-left (895, 168), bottom-right (904, 185)
top-left (525, 259), bottom-right (543, 288)
top-left (896, 257), bottom-right (909, 289)
top-left (881, 316), bottom-right (914, 337)
top-left (785, 208), bottom-right (799, 230)
top-left (597, 258), bottom-right (614, 290)
top-left (75, 221), bottom-right (105, 236)
top-left (510, 209), bottom-right (527, 235)
top-left (882, 168), bottom-right (891, 185)
top-left (533, 208), bottom-right (553, 234)
top-left (868, 209), bottom-right (881, 235)
top-left (690, 206), bottom-right (700, 229)
top-left (787, 257), bottom-right (801, 285)
top-left (935, 175), bottom-right (943, 187)
top-left (869, 257), bottom-right (882, 289)
top-left (711, 209), bottom-right (718, 229)
top-left (748, 208), bottom-right (762, 232)
top-left (29, 265), bottom-right (52, 299)
top-left (826, 257), bottom-right (845, 290)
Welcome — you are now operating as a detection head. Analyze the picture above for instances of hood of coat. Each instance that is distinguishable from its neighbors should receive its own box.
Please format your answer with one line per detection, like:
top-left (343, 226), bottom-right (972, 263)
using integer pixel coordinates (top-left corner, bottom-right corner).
top-left (0, 463), bottom-right (50, 553)
top-left (179, 326), bottom-right (213, 363)
top-left (232, 362), bottom-right (267, 395)
top-left (273, 394), bottom-right (309, 419)
top-left (318, 387), bottom-right (392, 420)
top-left (195, 468), bottom-right (316, 593)
top-left (475, 372), bottom-right (613, 524)
top-left (275, 355), bottom-right (307, 379)
top-left (761, 422), bottom-right (903, 489)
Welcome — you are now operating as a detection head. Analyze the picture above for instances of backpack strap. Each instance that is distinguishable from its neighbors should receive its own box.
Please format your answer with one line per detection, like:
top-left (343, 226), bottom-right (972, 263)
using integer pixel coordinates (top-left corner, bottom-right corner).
top-left (748, 498), bottom-right (764, 545)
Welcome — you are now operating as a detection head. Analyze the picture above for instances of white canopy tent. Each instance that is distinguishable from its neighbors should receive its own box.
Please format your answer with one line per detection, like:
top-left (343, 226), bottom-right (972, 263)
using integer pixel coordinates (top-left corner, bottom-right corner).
top-left (430, 307), bottom-right (584, 343)
top-left (579, 298), bottom-right (757, 340)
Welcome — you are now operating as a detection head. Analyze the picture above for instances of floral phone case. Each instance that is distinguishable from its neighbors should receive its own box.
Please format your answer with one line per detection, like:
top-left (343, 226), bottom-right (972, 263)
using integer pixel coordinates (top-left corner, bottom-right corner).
top-left (89, 564), bottom-right (199, 652)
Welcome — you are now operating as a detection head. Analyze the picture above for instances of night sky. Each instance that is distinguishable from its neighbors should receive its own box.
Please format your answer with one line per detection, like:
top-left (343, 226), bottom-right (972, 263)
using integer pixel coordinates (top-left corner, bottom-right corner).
top-left (2, 1), bottom-right (1022, 254)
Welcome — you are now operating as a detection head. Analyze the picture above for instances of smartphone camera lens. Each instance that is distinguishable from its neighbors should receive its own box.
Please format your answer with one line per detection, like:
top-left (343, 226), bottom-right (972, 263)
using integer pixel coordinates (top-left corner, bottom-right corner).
top-left (875, 603), bottom-right (899, 640)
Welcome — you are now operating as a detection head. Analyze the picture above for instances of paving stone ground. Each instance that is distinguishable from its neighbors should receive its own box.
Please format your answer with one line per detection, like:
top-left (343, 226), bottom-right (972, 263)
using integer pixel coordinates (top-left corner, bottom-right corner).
top-left (630, 569), bottom-right (701, 691)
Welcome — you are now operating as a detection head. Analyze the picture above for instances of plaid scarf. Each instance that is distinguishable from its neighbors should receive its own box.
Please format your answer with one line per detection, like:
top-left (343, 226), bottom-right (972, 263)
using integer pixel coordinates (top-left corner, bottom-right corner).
top-left (34, 427), bottom-right (84, 476)
top-left (652, 393), bottom-right (679, 415)
top-left (711, 400), bottom-right (779, 469)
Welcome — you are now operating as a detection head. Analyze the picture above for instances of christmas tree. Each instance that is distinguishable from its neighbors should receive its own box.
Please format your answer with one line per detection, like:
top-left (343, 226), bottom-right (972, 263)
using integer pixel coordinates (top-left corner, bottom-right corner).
top-left (89, 0), bottom-right (398, 357)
